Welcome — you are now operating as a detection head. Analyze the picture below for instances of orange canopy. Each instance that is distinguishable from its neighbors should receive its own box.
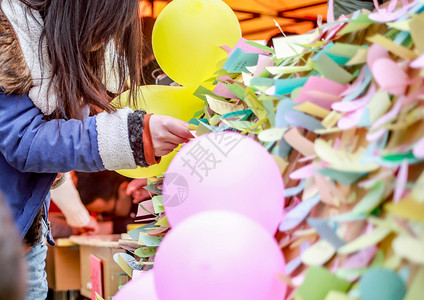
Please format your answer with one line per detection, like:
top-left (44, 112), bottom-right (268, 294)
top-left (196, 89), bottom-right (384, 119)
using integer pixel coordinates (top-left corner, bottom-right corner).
top-left (139, 0), bottom-right (328, 41)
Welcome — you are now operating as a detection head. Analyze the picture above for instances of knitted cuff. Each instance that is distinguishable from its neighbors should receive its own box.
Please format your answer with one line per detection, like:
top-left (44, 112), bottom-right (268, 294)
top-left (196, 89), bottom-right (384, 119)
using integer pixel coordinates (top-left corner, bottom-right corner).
top-left (96, 107), bottom-right (137, 170)
top-left (128, 110), bottom-right (149, 167)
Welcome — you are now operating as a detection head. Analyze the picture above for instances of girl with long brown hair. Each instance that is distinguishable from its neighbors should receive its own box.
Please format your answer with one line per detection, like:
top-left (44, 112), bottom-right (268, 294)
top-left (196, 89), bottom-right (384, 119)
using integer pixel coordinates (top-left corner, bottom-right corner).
top-left (0, 0), bottom-right (192, 298)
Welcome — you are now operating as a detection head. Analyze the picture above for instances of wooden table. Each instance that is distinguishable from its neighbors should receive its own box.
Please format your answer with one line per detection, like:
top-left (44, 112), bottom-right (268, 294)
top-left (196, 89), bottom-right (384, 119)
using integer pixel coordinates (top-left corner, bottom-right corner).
top-left (69, 234), bottom-right (129, 300)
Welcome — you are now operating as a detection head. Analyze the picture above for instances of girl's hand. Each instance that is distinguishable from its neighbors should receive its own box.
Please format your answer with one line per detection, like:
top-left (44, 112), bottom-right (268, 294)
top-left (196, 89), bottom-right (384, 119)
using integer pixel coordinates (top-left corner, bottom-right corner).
top-left (149, 115), bottom-right (194, 156)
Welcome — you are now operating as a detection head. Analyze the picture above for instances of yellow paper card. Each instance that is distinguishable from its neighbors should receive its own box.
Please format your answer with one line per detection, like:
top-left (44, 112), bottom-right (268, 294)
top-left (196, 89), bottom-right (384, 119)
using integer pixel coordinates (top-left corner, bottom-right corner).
top-left (314, 139), bottom-right (379, 172)
top-left (392, 235), bottom-right (424, 265)
top-left (411, 171), bottom-right (424, 203)
top-left (155, 215), bottom-right (169, 227)
top-left (117, 254), bottom-right (133, 277)
top-left (95, 293), bottom-right (105, 300)
top-left (367, 34), bottom-right (417, 60)
top-left (385, 197), bottom-right (424, 222)
top-left (409, 13), bottom-right (424, 54)
top-left (337, 226), bottom-right (391, 255)
top-left (404, 267), bottom-right (424, 300)
top-left (322, 111), bottom-right (342, 128)
top-left (267, 60), bottom-right (314, 76)
top-left (244, 87), bottom-right (267, 120)
top-left (301, 240), bottom-right (336, 266)
top-left (346, 48), bottom-right (369, 66)
top-left (258, 127), bottom-right (288, 142)
top-left (205, 95), bottom-right (245, 115)
top-left (387, 19), bottom-right (411, 31)
top-left (294, 101), bottom-right (331, 119)
top-left (367, 90), bottom-right (391, 123)
top-left (324, 291), bottom-right (355, 300)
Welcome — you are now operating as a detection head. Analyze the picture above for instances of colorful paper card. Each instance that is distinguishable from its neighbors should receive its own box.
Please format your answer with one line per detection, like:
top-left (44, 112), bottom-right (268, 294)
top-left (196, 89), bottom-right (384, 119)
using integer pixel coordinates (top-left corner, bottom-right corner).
top-left (404, 267), bottom-right (424, 300)
top-left (205, 95), bottom-right (245, 115)
top-left (89, 255), bottom-right (103, 300)
top-left (273, 30), bottom-right (319, 59)
top-left (267, 61), bottom-right (313, 76)
top-left (295, 76), bottom-right (346, 110)
top-left (222, 48), bottom-right (259, 73)
top-left (213, 81), bottom-right (238, 98)
top-left (228, 38), bottom-right (271, 56)
top-left (134, 246), bottom-right (158, 258)
top-left (314, 53), bottom-right (355, 84)
top-left (392, 235), bottom-right (424, 265)
top-left (284, 110), bottom-right (325, 132)
top-left (139, 232), bottom-right (163, 247)
top-left (384, 197), bottom-right (424, 222)
top-left (279, 194), bottom-right (321, 232)
top-left (337, 226), bottom-right (391, 255)
top-left (283, 127), bottom-right (316, 157)
top-left (275, 99), bottom-right (297, 128)
top-left (275, 77), bottom-right (309, 95)
top-left (314, 139), bottom-right (379, 173)
top-left (243, 87), bottom-right (267, 120)
top-left (295, 266), bottom-right (351, 300)
top-left (294, 101), bottom-right (331, 119)
top-left (301, 239), bottom-right (336, 266)
top-left (307, 218), bottom-right (346, 249)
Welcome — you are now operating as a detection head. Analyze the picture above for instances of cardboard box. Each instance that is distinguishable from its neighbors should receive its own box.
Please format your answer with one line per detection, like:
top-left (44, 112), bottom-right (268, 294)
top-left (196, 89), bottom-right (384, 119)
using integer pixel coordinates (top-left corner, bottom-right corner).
top-left (70, 235), bottom-right (129, 300)
top-left (46, 239), bottom-right (81, 291)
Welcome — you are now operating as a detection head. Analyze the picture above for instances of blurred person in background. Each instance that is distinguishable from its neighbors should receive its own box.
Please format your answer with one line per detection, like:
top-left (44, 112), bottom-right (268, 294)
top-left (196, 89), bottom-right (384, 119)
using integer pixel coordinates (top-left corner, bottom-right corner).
top-left (48, 171), bottom-right (153, 238)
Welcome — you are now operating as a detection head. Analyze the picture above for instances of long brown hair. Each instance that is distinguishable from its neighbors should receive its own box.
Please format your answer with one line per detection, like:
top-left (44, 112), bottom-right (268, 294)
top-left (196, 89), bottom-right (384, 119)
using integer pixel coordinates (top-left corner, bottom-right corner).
top-left (19, 0), bottom-right (142, 119)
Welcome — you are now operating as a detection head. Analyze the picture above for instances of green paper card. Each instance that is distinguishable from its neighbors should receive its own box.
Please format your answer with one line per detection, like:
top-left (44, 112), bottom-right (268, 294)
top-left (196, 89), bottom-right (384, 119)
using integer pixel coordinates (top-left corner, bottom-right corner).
top-left (295, 266), bottom-right (351, 300)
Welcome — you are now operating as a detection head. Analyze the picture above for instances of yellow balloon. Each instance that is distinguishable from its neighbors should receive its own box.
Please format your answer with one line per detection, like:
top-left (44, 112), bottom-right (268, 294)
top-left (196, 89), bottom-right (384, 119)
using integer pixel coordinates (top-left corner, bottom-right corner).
top-left (112, 85), bottom-right (204, 178)
top-left (152, 0), bottom-right (241, 88)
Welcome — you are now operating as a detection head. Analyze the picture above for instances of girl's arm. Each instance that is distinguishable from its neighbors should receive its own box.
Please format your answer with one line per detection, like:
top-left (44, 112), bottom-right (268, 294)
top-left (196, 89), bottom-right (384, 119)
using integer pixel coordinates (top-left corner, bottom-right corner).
top-left (0, 92), bottom-right (192, 173)
top-left (0, 92), bottom-right (105, 173)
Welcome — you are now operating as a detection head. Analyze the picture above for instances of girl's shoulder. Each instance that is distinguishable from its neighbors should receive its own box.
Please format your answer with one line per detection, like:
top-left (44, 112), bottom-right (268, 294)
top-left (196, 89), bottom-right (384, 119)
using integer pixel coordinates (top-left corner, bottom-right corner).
top-left (0, 9), bottom-right (32, 95)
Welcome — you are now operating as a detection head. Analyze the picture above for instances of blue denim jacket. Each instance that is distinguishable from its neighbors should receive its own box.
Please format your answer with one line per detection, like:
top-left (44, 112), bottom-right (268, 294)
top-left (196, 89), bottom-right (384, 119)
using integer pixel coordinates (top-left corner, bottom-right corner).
top-left (0, 92), bottom-right (106, 240)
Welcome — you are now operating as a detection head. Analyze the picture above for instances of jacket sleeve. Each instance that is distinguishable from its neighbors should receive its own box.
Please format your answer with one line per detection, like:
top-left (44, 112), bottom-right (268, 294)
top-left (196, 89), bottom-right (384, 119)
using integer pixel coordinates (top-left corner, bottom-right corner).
top-left (0, 92), bottom-right (138, 173)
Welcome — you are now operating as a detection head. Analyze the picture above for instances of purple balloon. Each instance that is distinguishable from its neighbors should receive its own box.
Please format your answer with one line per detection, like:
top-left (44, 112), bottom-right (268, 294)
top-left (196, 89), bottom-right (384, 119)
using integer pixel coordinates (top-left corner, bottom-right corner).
top-left (114, 270), bottom-right (158, 300)
top-left (163, 132), bottom-right (284, 233)
top-left (154, 210), bottom-right (287, 300)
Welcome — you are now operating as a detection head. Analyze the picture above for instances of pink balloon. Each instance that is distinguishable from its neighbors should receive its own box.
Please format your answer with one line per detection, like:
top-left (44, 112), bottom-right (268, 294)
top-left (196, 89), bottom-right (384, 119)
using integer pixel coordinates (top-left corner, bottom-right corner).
top-left (114, 270), bottom-right (158, 300)
top-left (163, 132), bottom-right (284, 233)
top-left (154, 210), bottom-right (287, 300)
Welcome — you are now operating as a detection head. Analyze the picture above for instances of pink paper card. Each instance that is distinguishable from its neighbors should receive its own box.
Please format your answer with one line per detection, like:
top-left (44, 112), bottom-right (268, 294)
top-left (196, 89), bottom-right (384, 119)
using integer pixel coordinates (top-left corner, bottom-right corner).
top-left (89, 255), bottom-right (103, 300)
top-left (295, 76), bottom-right (346, 110)
top-left (213, 81), bottom-right (238, 98)
top-left (367, 44), bottom-right (390, 70)
top-left (371, 58), bottom-right (409, 95)
top-left (413, 136), bottom-right (424, 158)
top-left (228, 38), bottom-right (270, 56)
top-left (332, 84), bottom-right (376, 112)
top-left (394, 160), bottom-right (408, 203)
top-left (290, 164), bottom-right (315, 180)
top-left (253, 55), bottom-right (274, 77)
top-left (137, 200), bottom-right (155, 217)
top-left (410, 54), bottom-right (424, 68)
